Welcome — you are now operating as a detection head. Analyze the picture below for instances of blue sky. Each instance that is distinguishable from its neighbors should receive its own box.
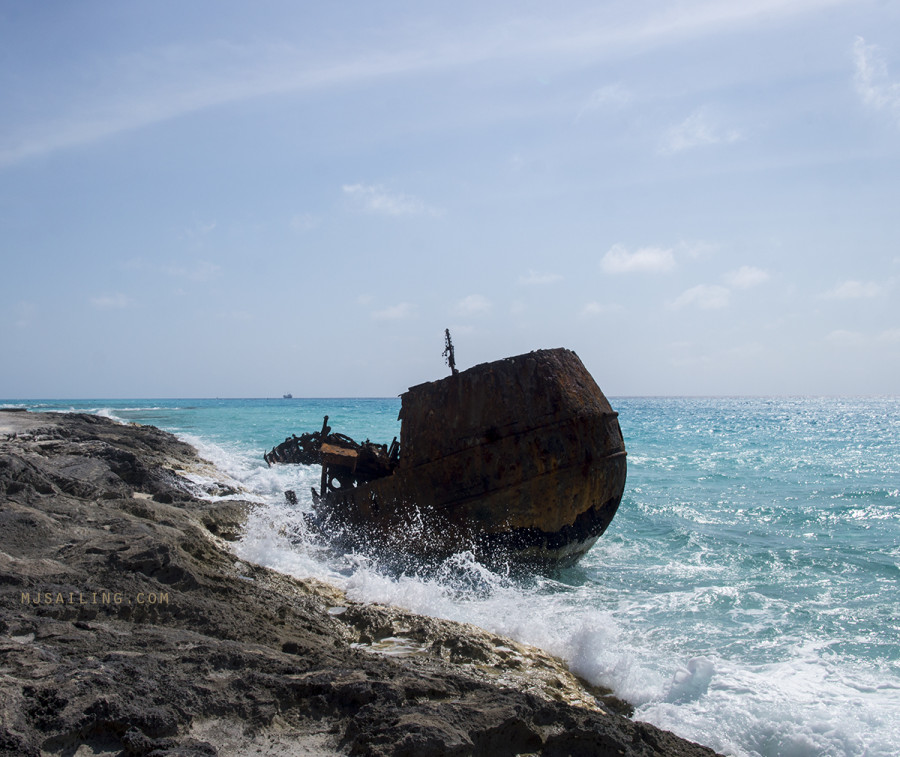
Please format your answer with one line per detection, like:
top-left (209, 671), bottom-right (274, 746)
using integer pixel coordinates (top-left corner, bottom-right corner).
top-left (1, 0), bottom-right (898, 397)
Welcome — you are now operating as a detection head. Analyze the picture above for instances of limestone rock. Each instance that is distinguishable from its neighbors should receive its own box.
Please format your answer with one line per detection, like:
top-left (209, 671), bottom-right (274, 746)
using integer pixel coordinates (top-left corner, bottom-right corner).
top-left (0, 410), bottom-right (720, 757)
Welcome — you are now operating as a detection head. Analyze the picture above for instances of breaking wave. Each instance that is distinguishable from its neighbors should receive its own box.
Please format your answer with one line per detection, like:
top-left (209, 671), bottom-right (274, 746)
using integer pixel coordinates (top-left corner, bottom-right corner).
top-left (11, 396), bottom-right (899, 757)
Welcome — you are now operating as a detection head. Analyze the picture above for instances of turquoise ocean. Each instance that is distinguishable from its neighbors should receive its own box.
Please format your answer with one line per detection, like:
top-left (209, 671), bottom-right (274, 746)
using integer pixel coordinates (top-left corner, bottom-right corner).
top-left (4, 396), bottom-right (898, 756)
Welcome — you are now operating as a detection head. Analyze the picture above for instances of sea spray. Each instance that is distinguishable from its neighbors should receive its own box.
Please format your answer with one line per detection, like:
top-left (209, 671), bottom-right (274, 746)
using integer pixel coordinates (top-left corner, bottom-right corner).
top-left (12, 396), bottom-right (899, 757)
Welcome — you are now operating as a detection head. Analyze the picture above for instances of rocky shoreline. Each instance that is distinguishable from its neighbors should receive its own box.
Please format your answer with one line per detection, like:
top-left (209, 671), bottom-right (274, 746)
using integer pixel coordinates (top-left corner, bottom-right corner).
top-left (0, 410), bottom-right (720, 757)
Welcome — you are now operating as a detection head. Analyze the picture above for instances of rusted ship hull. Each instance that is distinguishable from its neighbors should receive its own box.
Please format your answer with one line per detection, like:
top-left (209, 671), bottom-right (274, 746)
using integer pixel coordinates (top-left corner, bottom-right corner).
top-left (269, 348), bottom-right (627, 567)
top-left (318, 412), bottom-right (625, 566)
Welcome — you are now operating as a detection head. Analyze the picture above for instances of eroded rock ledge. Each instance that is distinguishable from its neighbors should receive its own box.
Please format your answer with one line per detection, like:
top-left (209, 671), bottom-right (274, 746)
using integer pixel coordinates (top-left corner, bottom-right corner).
top-left (0, 410), bottom-right (720, 757)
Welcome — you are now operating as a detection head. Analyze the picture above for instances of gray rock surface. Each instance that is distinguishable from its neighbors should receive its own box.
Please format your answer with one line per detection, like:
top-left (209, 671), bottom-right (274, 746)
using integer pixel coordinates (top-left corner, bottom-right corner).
top-left (0, 410), bottom-right (721, 757)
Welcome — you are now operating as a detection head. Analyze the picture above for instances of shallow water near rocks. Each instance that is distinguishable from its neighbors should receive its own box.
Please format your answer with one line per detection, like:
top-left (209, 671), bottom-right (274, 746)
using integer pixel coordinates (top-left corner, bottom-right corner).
top-left (7, 396), bottom-right (898, 757)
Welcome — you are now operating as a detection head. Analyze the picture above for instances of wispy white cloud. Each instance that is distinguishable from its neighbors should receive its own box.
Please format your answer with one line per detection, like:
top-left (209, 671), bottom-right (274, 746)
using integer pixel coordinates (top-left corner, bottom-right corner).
top-left (290, 212), bottom-right (320, 232)
top-left (821, 279), bottom-right (887, 299)
top-left (724, 266), bottom-right (770, 289)
top-left (660, 106), bottom-right (742, 155)
top-left (678, 240), bottom-right (719, 259)
top-left (343, 184), bottom-right (440, 217)
top-left (581, 302), bottom-right (624, 317)
top-left (854, 36), bottom-right (900, 125)
top-left (668, 266), bottom-right (766, 312)
top-left (181, 219), bottom-right (216, 240)
top-left (576, 83), bottom-right (632, 121)
top-left (453, 294), bottom-right (492, 316)
top-left (601, 244), bottom-right (675, 274)
top-left (0, 1), bottom-right (851, 166)
top-left (825, 329), bottom-right (859, 344)
top-left (0, 42), bottom-right (441, 167)
top-left (826, 327), bottom-right (900, 345)
top-left (372, 302), bottom-right (415, 320)
top-left (672, 284), bottom-right (731, 309)
top-left (519, 269), bottom-right (563, 285)
top-left (90, 293), bottom-right (133, 309)
top-left (516, 0), bottom-right (853, 67)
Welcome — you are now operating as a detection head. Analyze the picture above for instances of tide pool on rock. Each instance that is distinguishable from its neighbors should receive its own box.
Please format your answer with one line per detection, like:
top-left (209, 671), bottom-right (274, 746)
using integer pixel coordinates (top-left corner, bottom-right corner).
top-left (3, 396), bottom-right (899, 757)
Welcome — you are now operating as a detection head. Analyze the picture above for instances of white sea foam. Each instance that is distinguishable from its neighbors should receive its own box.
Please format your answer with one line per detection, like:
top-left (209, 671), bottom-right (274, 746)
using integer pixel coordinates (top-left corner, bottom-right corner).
top-left (157, 401), bottom-right (900, 757)
top-left (53, 406), bottom-right (170, 423)
top-left (637, 651), bottom-right (900, 757)
top-left (233, 494), bottom-right (900, 757)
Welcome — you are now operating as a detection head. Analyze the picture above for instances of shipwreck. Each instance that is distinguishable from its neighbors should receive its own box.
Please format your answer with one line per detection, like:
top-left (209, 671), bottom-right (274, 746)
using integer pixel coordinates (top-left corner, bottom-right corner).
top-left (265, 343), bottom-right (626, 566)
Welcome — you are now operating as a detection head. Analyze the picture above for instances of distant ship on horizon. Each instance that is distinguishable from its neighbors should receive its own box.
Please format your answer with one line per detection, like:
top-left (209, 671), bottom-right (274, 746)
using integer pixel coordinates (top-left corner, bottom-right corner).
top-left (283, 393), bottom-right (293, 399)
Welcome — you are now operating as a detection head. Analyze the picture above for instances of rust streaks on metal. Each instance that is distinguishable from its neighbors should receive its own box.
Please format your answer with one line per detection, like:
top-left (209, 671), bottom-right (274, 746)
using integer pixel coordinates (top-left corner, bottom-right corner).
top-left (264, 348), bottom-right (627, 567)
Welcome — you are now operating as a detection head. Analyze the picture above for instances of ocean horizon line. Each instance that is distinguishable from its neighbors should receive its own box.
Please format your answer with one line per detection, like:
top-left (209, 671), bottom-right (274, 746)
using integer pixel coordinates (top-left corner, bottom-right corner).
top-left (3, 394), bottom-right (899, 403)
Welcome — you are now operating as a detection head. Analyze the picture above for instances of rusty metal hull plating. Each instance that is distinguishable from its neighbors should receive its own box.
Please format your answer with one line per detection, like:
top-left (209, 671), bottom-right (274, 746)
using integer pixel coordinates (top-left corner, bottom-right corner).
top-left (308, 348), bottom-right (627, 567)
